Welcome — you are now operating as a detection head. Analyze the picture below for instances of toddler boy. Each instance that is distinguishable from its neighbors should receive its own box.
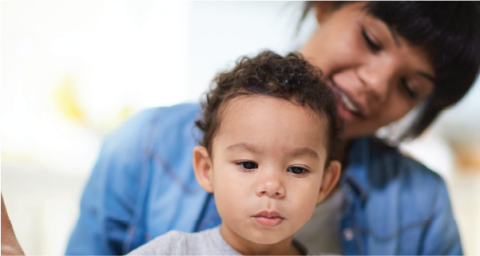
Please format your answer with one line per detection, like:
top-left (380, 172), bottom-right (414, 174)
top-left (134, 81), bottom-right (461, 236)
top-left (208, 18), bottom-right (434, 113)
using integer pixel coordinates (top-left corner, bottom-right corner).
top-left (129, 51), bottom-right (342, 255)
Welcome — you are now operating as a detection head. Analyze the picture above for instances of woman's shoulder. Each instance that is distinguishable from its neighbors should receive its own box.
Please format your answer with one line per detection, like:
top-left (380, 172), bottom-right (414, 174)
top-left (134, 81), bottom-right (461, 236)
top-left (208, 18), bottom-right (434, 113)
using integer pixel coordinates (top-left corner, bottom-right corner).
top-left (360, 136), bottom-right (450, 221)
top-left (365, 136), bottom-right (444, 187)
top-left (349, 137), bottom-right (460, 254)
top-left (348, 137), bottom-right (448, 214)
top-left (104, 102), bottom-right (202, 149)
top-left (108, 102), bottom-right (201, 136)
top-left (95, 102), bottom-right (202, 193)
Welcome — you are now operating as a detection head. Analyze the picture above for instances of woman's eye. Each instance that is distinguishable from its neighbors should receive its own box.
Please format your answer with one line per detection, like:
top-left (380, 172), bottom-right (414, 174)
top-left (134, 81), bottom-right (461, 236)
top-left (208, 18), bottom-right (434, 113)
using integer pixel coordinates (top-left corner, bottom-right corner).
top-left (362, 28), bottom-right (381, 52)
top-left (401, 78), bottom-right (417, 99)
top-left (287, 166), bottom-right (309, 175)
top-left (237, 161), bottom-right (258, 170)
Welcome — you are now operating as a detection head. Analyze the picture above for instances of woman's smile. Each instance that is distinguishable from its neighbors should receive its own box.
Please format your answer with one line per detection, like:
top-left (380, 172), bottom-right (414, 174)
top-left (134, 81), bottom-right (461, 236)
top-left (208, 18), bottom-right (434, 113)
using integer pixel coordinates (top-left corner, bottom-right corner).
top-left (300, 2), bottom-right (435, 138)
top-left (327, 79), bottom-right (367, 122)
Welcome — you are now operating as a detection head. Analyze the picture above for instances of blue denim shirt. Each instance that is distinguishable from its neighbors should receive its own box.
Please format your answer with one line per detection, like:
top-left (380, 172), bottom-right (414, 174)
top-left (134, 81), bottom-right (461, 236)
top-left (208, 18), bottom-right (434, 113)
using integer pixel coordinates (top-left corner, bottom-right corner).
top-left (66, 103), bottom-right (462, 255)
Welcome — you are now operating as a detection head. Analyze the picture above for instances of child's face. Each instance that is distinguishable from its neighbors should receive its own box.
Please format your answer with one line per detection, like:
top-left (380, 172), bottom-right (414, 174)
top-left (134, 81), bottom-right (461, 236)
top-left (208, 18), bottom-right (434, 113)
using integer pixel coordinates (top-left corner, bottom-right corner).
top-left (193, 95), bottom-right (340, 247)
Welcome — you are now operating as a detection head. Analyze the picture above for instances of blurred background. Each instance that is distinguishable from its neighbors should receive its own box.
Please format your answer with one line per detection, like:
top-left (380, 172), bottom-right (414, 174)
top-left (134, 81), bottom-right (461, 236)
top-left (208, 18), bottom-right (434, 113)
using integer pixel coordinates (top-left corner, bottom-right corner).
top-left (1, 1), bottom-right (480, 255)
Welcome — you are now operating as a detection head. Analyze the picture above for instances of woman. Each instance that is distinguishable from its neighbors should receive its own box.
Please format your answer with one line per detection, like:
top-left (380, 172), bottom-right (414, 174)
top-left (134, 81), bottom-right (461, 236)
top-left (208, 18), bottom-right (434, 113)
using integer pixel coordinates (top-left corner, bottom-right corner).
top-left (65, 2), bottom-right (480, 255)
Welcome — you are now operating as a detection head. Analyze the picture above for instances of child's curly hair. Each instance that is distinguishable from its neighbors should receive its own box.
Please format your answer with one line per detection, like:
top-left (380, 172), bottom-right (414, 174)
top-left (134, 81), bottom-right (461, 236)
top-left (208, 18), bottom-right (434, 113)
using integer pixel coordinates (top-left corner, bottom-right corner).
top-left (195, 51), bottom-right (343, 163)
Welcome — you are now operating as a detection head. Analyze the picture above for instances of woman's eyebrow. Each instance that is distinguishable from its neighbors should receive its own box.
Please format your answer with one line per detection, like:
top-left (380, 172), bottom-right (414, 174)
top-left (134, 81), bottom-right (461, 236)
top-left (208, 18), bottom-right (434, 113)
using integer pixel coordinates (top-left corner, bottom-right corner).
top-left (385, 25), bottom-right (436, 84)
top-left (417, 71), bottom-right (436, 84)
top-left (387, 25), bottom-right (401, 47)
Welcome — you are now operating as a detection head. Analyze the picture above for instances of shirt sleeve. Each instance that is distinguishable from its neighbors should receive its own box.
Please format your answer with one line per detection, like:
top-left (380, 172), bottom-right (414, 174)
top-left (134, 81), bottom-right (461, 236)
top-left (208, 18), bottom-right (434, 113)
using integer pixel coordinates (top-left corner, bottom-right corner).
top-left (65, 108), bottom-right (159, 255)
top-left (420, 177), bottom-right (463, 255)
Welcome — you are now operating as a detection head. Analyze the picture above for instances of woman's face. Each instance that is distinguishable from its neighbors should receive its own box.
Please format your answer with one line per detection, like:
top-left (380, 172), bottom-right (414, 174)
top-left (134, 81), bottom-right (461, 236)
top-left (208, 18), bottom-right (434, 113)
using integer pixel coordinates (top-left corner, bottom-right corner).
top-left (300, 2), bottom-right (435, 139)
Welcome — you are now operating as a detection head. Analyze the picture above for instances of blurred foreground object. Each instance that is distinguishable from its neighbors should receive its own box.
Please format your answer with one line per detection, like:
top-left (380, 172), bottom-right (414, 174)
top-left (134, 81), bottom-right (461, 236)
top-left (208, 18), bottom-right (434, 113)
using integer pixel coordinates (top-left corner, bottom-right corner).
top-left (2, 194), bottom-right (25, 256)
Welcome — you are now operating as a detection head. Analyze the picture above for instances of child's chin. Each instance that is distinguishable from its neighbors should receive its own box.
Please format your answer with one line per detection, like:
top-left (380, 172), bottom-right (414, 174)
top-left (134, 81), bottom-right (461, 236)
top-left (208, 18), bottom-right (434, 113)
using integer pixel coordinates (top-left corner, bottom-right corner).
top-left (246, 232), bottom-right (290, 245)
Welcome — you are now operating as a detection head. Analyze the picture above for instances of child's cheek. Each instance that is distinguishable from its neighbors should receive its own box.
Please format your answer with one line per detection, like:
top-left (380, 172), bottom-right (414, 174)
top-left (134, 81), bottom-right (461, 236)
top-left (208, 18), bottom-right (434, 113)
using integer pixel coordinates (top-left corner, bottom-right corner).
top-left (214, 167), bottom-right (249, 217)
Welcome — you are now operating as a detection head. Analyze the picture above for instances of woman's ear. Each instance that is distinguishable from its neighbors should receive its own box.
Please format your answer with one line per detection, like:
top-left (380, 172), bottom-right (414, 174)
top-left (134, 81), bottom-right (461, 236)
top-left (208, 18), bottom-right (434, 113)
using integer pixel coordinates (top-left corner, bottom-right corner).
top-left (192, 146), bottom-right (214, 193)
top-left (314, 1), bottom-right (335, 24)
top-left (317, 160), bottom-right (341, 203)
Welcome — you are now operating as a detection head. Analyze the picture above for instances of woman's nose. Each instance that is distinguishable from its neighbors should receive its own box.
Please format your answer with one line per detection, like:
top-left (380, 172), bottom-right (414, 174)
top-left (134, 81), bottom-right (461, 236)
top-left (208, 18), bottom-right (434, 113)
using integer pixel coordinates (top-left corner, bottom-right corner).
top-left (255, 171), bottom-right (286, 199)
top-left (357, 61), bottom-right (395, 103)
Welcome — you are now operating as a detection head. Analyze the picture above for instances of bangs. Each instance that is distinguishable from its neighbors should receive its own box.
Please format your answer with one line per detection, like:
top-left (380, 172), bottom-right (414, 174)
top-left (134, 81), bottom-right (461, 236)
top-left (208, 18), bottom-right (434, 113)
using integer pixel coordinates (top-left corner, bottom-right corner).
top-left (366, 2), bottom-right (480, 139)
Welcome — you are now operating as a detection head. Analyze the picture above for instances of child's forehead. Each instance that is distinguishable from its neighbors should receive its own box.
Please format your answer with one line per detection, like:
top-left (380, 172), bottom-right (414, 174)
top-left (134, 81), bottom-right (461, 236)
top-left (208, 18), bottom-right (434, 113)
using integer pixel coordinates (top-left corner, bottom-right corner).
top-left (220, 94), bottom-right (323, 120)
top-left (215, 94), bottom-right (330, 150)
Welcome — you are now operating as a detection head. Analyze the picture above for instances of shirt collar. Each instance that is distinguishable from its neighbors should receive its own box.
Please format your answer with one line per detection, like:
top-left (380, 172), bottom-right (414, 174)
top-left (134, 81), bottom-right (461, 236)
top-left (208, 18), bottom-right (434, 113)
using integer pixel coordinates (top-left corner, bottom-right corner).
top-left (341, 137), bottom-right (372, 201)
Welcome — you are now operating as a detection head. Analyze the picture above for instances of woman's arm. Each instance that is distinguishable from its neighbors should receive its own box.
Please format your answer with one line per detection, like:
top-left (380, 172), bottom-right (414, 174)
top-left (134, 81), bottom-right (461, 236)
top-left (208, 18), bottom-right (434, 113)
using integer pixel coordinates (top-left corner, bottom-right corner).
top-left (65, 108), bottom-right (160, 255)
top-left (66, 103), bottom-right (205, 255)
top-left (420, 178), bottom-right (462, 255)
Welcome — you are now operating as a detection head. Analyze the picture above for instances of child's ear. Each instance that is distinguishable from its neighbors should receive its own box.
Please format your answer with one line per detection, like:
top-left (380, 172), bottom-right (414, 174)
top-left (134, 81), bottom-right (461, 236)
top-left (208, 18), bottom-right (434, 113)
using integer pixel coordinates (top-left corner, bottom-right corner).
top-left (192, 146), bottom-right (214, 193)
top-left (316, 160), bottom-right (341, 203)
top-left (314, 1), bottom-right (335, 24)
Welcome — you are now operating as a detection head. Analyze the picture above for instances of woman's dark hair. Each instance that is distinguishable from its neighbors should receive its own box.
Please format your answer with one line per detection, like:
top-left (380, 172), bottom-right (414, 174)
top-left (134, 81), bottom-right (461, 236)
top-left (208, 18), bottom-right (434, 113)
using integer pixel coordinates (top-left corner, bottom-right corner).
top-left (195, 51), bottom-right (342, 163)
top-left (301, 2), bottom-right (480, 140)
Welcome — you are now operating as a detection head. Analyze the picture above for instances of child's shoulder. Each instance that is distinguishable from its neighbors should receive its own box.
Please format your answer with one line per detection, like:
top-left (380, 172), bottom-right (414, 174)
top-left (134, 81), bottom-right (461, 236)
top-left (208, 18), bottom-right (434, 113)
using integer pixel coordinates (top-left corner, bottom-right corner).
top-left (309, 253), bottom-right (341, 256)
top-left (127, 226), bottom-right (240, 255)
top-left (293, 239), bottom-right (340, 256)
top-left (127, 229), bottom-right (189, 255)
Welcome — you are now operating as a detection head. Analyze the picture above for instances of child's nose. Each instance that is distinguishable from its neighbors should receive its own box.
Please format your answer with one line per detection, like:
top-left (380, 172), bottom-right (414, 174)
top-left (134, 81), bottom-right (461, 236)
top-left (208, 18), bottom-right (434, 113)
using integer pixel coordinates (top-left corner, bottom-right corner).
top-left (255, 173), bottom-right (286, 199)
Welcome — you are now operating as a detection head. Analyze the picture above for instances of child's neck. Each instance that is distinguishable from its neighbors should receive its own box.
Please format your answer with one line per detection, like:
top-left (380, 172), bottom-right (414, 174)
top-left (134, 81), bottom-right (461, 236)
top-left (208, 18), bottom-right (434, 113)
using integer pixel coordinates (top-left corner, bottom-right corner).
top-left (219, 223), bottom-right (302, 255)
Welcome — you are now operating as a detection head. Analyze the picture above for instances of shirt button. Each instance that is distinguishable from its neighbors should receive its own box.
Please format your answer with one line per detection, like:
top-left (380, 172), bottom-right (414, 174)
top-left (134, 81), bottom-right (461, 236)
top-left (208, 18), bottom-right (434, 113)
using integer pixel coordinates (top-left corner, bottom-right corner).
top-left (343, 228), bottom-right (354, 241)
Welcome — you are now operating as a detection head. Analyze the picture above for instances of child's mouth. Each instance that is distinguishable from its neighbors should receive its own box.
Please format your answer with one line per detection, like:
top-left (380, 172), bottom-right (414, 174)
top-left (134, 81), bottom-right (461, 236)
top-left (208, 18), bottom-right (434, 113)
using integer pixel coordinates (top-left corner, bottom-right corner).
top-left (252, 211), bottom-right (285, 227)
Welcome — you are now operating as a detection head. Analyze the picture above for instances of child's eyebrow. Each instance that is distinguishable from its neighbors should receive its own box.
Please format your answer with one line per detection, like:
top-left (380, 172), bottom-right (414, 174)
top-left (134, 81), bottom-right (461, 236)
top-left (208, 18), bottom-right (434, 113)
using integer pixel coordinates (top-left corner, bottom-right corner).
top-left (289, 147), bottom-right (319, 159)
top-left (226, 143), bottom-right (319, 159)
top-left (227, 143), bottom-right (259, 153)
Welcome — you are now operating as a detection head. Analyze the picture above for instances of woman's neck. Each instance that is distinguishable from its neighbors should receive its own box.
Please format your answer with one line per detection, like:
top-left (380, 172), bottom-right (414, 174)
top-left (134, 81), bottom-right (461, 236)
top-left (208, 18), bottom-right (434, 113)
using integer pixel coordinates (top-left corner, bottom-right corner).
top-left (219, 223), bottom-right (302, 255)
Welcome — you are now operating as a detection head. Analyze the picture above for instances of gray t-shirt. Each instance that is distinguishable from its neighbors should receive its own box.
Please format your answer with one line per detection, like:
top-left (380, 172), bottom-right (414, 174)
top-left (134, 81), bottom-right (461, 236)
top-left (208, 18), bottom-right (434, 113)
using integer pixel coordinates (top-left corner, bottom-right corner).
top-left (294, 187), bottom-right (344, 254)
top-left (128, 226), bottom-right (318, 255)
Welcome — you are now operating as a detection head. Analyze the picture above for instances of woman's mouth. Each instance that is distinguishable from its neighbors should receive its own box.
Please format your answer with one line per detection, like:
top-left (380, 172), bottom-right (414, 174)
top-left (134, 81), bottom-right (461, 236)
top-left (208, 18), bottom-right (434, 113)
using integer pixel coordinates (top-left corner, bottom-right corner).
top-left (338, 89), bottom-right (360, 114)
top-left (327, 79), bottom-right (366, 121)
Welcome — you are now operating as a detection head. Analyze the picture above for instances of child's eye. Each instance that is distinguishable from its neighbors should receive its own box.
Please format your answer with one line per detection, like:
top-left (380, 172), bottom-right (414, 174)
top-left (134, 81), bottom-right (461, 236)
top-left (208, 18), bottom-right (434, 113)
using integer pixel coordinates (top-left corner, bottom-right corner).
top-left (287, 166), bottom-right (309, 175)
top-left (237, 161), bottom-right (258, 170)
top-left (362, 27), bottom-right (381, 52)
